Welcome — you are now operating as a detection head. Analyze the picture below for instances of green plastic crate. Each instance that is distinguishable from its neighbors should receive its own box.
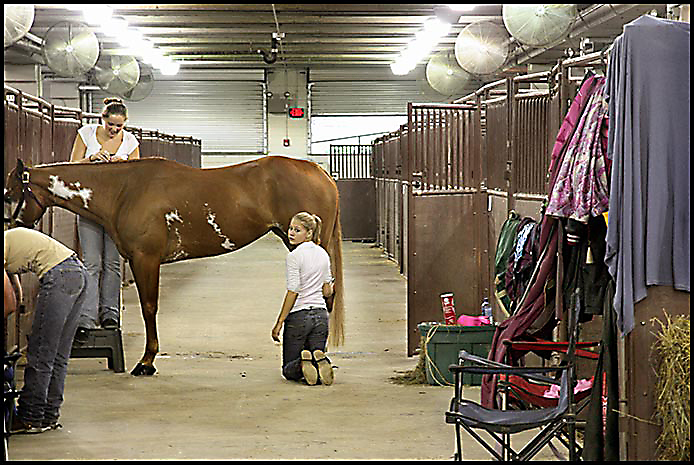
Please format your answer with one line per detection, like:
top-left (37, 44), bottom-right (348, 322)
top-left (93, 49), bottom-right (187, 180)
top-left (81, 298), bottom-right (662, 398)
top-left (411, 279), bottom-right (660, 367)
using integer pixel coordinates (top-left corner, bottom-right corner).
top-left (418, 323), bottom-right (496, 386)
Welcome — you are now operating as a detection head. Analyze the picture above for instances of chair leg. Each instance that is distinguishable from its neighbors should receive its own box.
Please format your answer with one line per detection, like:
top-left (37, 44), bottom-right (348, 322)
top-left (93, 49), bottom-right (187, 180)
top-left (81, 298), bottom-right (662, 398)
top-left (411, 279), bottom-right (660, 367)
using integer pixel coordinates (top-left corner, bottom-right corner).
top-left (454, 423), bottom-right (462, 461)
top-left (518, 419), bottom-right (566, 460)
top-left (465, 427), bottom-right (508, 461)
top-left (567, 415), bottom-right (577, 461)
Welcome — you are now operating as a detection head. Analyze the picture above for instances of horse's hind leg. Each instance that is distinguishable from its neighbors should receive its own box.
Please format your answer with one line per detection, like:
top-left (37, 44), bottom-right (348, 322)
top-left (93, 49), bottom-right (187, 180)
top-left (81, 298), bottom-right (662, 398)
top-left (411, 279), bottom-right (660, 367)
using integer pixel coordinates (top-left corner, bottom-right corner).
top-left (129, 254), bottom-right (161, 376)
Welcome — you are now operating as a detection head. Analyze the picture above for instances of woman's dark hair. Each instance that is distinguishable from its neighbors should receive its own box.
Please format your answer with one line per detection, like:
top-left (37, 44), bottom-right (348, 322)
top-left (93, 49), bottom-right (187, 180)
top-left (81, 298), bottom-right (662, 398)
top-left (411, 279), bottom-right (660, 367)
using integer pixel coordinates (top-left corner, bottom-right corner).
top-left (102, 97), bottom-right (128, 119)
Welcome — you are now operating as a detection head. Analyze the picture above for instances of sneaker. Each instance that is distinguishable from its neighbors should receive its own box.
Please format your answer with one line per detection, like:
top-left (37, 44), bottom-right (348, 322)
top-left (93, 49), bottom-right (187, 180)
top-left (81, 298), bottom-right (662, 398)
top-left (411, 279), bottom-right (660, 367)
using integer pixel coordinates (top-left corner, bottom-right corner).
top-left (42, 421), bottom-right (63, 431)
top-left (300, 350), bottom-right (318, 385)
top-left (10, 416), bottom-right (49, 434)
top-left (72, 327), bottom-right (90, 346)
top-left (313, 349), bottom-right (334, 386)
top-left (100, 317), bottom-right (119, 329)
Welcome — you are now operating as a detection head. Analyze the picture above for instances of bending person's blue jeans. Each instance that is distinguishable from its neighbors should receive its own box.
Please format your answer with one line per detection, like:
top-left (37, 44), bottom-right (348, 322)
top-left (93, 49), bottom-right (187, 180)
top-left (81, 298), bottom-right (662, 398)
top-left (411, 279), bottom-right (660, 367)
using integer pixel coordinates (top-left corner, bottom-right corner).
top-left (281, 307), bottom-right (329, 381)
top-left (77, 216), bottom-right (121, 328)
top-left (17, 255), bottom-right (88, 426)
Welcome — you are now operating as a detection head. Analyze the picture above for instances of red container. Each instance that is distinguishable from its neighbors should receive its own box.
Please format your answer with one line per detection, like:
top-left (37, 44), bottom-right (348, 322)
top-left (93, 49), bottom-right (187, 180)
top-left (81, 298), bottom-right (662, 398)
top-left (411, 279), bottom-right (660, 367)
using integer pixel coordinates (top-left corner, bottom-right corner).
top-left (440, 292), bottom-right (457, 325)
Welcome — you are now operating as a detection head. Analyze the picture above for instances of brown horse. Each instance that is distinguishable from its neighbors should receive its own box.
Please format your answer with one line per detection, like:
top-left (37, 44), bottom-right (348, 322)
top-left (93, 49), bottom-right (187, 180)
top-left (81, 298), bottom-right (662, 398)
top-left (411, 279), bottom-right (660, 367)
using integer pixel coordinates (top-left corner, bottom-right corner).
top-left (4, 156), bottom-right (345, 376)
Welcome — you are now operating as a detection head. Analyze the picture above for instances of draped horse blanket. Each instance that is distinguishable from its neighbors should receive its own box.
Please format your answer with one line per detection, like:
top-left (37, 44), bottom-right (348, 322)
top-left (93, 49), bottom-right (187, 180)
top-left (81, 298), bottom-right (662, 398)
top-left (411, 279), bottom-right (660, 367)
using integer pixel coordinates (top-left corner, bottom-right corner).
top-left (604, 15), bottom-right (690, 336)
top-left (546, 77), bottom-right (609, 223)
top-left (481, 75), bottom-right (607, 409)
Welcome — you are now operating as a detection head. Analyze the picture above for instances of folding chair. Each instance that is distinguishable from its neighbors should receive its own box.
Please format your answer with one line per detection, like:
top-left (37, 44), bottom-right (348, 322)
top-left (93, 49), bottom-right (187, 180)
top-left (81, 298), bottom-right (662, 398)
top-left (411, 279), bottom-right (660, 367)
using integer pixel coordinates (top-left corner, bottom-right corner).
top-left (497, 372), bottom-right (592, 410)
top-left (499, 338), bottom-right (598, 411)
top-left (445, 291), bottom-right (584, 461)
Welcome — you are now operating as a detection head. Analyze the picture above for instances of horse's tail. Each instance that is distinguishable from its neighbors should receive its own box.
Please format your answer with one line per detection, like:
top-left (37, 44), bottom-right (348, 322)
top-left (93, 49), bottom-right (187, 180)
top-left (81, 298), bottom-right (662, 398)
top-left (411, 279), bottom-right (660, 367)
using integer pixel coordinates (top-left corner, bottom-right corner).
top-left (328, 203), bottom-right (345, 348)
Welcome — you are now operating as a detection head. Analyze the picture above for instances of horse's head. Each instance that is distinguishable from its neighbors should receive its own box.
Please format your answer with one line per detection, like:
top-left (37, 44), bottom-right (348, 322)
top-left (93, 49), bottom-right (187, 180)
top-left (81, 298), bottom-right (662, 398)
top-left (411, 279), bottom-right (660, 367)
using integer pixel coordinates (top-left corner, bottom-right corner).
top-left (4, 158), bottom-right (47, 229)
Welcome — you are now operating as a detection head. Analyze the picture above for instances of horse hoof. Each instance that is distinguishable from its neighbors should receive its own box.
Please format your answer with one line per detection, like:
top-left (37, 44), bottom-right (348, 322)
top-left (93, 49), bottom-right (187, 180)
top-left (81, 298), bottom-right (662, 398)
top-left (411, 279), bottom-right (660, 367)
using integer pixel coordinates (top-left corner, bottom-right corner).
top-left (131, 363), bottom-right (157, 376)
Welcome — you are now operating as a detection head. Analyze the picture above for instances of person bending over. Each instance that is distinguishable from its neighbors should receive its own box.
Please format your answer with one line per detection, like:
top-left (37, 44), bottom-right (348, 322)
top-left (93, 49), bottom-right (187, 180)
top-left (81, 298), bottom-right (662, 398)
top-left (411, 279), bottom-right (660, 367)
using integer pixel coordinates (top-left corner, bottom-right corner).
top-left (4, 227), bottom-right (88, 433)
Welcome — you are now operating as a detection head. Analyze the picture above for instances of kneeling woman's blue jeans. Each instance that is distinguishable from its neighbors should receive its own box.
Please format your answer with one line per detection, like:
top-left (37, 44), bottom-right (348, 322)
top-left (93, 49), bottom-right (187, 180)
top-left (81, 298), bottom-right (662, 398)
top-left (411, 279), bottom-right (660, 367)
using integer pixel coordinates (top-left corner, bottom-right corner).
top-left (281, 307), bottom-right (329, 381)
top-left (17, 255), bottom-right (88, 426)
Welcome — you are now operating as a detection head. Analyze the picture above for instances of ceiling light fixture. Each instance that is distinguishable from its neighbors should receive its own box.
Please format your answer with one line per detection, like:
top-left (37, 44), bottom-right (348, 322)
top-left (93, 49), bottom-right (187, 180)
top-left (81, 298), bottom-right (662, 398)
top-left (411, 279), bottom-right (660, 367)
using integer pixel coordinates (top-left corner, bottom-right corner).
top-left (75, 5), bottom-right (180, 76)
top-left (445, 5), bottom-right (479, 12)
top-left (100, 16), bottom-right (129, 38)
top-left (390, 17), bottom-right (451, 76)
top-left (81, 5), bottom-right (113, 25)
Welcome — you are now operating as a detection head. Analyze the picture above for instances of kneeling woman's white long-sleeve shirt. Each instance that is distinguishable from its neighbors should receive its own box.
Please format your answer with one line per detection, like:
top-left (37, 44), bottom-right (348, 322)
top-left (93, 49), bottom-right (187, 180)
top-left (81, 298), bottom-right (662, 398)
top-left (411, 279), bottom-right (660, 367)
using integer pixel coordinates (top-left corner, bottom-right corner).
top-left (286, 241), bottom-right (332, 313)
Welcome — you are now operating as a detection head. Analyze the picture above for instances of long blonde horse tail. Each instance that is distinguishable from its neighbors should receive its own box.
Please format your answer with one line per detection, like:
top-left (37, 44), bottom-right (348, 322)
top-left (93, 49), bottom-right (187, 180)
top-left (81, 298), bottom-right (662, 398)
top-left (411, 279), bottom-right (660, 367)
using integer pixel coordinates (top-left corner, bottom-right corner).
top-left (328, 203), bottom-right (345, 348)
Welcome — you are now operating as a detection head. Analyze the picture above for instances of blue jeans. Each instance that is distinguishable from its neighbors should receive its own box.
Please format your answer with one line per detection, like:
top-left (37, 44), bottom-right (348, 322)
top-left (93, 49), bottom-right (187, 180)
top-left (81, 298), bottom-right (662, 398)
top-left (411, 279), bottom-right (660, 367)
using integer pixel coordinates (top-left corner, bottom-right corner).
top-left (17, 255), bottom-right (88, 426)
top-left (77, 216), bottom-right (121, 328)
top-left (281, 307), bottom-right (329, 381)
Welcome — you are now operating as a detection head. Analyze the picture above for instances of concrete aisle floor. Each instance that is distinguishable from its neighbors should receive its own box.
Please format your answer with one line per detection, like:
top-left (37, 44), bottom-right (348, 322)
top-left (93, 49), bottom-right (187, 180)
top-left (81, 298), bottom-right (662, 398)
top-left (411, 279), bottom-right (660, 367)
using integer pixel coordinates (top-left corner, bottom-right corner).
top-left (8, 235), bottom-right (562, 460)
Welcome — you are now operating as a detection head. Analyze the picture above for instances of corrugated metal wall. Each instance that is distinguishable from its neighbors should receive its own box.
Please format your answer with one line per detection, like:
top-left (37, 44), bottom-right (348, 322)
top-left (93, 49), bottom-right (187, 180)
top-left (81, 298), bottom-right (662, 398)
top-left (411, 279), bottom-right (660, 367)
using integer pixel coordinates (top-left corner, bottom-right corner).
top-left (94, 69), bottom-right (265, 153)
top-left (310, 68), bottom-right (449, 115)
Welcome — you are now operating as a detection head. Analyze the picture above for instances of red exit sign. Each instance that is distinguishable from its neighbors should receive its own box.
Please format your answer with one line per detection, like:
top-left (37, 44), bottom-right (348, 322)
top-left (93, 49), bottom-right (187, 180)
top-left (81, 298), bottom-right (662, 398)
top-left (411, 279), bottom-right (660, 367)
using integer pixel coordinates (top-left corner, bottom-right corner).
top-left (288, 107), bottom-right (305, 118)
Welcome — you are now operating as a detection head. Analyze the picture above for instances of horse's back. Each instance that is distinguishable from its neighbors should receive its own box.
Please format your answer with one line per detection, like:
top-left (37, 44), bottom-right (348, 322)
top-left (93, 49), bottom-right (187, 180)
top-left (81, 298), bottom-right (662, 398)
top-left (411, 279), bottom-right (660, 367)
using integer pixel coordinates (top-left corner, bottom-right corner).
top-left (258, 155), bottom-right (337, 207)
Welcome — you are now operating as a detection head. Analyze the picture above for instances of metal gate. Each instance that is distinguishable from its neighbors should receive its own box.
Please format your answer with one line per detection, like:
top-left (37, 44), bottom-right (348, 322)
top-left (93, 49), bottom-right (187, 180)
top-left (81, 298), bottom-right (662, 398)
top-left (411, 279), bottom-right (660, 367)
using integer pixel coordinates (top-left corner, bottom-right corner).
top-left (329, 144), bottom-right (376, 241)
top-left (372, 129), bottom-right (407, 272)
top-left (406, 102), bottom-right (486, 355)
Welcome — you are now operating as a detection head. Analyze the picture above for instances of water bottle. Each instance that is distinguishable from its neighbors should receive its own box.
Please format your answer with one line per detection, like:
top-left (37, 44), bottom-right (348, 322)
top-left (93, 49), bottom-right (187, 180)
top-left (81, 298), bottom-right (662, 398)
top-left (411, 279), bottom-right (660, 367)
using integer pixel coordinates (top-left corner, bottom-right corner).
top-left (481, 297), bottom-right (493, 325)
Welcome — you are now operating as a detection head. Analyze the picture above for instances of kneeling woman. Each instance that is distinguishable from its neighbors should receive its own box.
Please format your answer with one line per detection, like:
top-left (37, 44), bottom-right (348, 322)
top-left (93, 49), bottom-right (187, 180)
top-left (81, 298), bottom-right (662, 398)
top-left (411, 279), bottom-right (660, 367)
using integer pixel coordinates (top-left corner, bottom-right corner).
top-left (271, 212), bottom-right (335, 385)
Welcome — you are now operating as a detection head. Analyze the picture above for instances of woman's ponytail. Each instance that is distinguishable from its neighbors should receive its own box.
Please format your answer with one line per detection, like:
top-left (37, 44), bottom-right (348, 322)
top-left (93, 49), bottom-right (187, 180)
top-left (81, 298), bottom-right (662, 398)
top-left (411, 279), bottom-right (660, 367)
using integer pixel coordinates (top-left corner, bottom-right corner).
top-left (291, 212), bottom-right (322, 245)
top-left (312, 214), bottom-right (322, 245)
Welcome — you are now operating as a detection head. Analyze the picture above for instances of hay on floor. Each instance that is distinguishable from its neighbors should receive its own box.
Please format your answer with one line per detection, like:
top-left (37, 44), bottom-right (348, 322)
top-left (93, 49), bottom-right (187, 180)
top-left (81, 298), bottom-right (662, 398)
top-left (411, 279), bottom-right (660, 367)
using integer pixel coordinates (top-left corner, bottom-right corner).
top-left (651, 312), bottom-right (690, 461)
top-left (390, 338), bottom-right (428, 385)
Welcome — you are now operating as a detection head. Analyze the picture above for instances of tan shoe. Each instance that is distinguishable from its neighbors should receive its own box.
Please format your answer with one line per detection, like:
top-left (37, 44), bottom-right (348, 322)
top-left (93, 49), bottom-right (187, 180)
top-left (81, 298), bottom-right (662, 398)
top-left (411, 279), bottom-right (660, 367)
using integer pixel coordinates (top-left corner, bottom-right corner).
top-left (10, 416), bottom-right (48, 434)
top-left (301, 350), bottom-right (318, 385)
top-left (313, 349), bottom-right (334, 386)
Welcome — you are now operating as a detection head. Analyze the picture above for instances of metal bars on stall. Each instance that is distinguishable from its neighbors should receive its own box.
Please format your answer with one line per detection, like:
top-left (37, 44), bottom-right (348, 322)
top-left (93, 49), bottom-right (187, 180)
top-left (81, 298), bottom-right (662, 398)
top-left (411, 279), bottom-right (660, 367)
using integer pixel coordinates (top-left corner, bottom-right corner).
top-left (329, 144), bottom-right (372, 180)
top-left (408, 103), bottom-right (477, 193)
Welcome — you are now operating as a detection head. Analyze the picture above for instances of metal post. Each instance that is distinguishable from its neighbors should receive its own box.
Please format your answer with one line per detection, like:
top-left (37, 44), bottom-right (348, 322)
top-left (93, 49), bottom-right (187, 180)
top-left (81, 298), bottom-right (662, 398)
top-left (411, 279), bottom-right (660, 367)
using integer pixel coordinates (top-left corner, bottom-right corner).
top-left (506, 77), bottom-right (517, 214)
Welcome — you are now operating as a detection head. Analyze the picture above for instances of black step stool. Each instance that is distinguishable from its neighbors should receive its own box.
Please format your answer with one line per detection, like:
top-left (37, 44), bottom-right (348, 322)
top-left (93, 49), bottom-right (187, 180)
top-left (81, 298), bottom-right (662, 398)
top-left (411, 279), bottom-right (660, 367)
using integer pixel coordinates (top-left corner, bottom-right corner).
top-left (70, 328), bottom-right (125, 373)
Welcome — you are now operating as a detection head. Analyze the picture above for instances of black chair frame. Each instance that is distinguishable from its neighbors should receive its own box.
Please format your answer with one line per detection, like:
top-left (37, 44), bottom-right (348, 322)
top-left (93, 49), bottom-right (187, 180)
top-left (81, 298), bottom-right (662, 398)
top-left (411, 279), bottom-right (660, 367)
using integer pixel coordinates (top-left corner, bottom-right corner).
top-left (445, 291), bottom-right (583, 461)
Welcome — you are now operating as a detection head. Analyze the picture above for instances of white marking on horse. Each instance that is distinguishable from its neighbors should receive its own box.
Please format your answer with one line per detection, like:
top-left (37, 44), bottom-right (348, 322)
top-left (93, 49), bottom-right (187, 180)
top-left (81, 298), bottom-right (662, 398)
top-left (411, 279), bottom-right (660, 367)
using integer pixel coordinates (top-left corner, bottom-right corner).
top-left (205, 209), bottom-right (235, 250)
top-left (164, 210), bottom-right (188, 260)
top-left (165, 210), bottom-right (183, 227)
top-left (48, 175), bottom-right (92, 208)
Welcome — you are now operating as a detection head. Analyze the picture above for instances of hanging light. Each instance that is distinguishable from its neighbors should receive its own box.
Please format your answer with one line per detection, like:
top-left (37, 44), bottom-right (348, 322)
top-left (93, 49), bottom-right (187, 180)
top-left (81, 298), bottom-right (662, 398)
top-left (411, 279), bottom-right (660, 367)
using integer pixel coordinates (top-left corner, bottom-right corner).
top-left (390, 18), bottom-right (451, 76)
top-left (142, 47), bottom-right (165, 66)
top-left (82, 5), bottom-right (113, 25)
top-left (78, 5), bottom-right (180, 76)
top-left (159, 59), bottom-right (180, 76)
top-left (446, 5), bottom-right (479, 12)
top-left (100, 16), bottom-right (129, 38)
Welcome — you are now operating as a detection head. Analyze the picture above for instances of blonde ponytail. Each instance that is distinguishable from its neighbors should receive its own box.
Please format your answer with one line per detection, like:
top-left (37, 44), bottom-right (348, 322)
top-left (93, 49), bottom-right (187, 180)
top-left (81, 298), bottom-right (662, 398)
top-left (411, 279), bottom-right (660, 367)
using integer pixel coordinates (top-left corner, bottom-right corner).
top-left (292, 212), bottom-right (322, 245)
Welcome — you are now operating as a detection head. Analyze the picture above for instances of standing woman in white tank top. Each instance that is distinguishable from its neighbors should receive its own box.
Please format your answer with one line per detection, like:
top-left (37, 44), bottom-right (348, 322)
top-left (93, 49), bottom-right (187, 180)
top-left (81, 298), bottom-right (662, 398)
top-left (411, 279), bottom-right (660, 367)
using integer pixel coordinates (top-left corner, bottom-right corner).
top-left (69, 98), bottom-right (140, 340)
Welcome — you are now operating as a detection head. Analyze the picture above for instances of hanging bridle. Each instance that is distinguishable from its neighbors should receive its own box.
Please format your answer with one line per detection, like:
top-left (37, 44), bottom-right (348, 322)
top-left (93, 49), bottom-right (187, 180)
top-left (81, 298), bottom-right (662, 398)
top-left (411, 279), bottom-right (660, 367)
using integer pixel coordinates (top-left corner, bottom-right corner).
top-left (4, 168), bottom-right (44, 227)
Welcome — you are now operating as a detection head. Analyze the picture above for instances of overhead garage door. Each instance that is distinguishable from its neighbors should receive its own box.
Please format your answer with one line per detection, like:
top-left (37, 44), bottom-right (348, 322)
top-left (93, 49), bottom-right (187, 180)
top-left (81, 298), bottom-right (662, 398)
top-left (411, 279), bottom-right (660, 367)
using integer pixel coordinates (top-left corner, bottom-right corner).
top-left (94, 69), bottom-right (265, 154)
top-left (309, 68), bottom-right (449, 116)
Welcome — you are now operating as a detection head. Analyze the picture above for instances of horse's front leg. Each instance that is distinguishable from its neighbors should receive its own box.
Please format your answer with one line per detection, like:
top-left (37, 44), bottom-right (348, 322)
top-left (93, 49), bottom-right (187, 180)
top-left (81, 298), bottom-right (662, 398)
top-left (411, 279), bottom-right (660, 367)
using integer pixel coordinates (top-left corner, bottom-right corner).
top-left (129, 253), bottom-right (162, 376)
